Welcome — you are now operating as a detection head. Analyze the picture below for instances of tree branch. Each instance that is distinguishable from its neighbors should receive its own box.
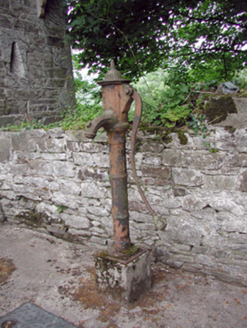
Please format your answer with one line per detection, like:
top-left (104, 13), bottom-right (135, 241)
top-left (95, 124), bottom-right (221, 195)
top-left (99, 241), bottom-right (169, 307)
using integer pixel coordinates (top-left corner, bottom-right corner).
top-left (89, 12), bottom-right (155, 100)
top-left (177, 12), bottom-right (246, 28)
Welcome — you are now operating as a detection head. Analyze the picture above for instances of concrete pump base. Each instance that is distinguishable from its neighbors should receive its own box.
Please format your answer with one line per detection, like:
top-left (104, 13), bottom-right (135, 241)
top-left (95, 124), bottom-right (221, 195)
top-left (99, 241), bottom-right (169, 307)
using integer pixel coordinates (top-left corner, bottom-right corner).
top-left (95, 249), bottom-right (151, 303)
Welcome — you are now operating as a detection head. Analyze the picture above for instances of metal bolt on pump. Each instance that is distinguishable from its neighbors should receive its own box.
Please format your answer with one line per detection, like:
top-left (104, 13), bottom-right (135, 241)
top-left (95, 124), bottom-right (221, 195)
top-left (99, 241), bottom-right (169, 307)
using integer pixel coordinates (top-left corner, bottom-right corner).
top-left (86, 61), bottom-right (155, 255)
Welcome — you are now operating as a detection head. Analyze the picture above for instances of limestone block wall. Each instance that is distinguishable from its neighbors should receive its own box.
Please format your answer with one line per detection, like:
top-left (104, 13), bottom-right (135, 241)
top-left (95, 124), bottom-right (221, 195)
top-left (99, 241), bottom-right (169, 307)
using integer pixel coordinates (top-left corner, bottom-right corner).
top-left (0, 0), bottom-right (75, 127)
top-left (0, 126), bottom-right (247, 286)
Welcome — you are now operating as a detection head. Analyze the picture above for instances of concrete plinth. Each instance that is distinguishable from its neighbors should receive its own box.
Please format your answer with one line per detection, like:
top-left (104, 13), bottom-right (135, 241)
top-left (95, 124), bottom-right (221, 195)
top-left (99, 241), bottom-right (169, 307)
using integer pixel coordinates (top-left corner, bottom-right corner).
top-left (95, 249), bottom-right (151, 303)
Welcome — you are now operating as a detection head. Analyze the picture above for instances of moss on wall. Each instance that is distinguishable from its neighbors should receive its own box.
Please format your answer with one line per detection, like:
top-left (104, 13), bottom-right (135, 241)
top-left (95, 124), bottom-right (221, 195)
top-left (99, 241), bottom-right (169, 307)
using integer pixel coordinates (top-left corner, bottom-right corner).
top-left (204, 96), bottom-right (237, 124)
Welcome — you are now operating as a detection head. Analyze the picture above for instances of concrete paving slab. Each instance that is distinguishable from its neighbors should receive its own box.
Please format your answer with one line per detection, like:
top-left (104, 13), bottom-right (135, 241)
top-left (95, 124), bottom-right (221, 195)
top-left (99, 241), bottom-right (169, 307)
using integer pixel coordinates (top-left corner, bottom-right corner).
top-left (0, 223), bottom-right (247, 328)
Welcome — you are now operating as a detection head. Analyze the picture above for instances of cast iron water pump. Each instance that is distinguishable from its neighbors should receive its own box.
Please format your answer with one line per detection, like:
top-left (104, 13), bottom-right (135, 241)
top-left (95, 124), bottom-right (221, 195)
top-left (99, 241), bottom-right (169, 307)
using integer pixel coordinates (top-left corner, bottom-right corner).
top-left (86, 61), bottom-right (155, 254)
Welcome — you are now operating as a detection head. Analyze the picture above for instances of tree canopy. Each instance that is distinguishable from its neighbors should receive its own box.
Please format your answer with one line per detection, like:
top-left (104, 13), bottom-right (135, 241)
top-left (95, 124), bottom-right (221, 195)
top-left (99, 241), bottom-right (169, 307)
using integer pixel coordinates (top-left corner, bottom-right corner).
top-left (65, 0), bottom-right (247, 81)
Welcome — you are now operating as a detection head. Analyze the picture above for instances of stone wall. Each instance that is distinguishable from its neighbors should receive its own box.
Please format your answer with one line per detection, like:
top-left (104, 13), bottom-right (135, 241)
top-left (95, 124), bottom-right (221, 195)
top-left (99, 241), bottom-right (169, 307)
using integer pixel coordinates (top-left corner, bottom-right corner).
top-left (0, 0), bottom-right (75, 127)
top-left (0, 123), bottom-right (247, 286)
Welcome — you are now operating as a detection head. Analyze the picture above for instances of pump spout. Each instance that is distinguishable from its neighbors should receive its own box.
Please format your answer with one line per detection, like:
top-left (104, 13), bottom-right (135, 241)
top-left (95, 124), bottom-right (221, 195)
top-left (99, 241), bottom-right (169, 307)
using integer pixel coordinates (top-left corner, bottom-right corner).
top-left (85, 110), bottom-right (116, 139)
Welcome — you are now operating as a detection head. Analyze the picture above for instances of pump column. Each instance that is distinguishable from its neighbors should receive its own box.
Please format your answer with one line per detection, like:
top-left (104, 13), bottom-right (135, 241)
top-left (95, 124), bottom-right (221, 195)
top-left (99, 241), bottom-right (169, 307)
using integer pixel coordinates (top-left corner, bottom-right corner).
top-left (108, 125), bottom-right (130, 253)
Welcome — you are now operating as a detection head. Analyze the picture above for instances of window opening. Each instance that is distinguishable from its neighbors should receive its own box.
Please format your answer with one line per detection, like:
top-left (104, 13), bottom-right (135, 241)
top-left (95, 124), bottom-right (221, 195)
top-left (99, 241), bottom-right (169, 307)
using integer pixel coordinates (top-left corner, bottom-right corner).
top-left (10, 42), bottom-right (25, 78)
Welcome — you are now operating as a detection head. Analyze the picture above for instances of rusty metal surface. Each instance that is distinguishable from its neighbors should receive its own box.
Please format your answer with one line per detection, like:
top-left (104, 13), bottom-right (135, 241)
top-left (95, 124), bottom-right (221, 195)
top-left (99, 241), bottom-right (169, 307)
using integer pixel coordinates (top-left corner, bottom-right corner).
top-left (98, 60), bottom-right (131, 84)
top-left (86, 61), bottom-right (133, 253)
top-left (130, 89), bottom-right (155, 216)
top-left (86, 60), bottom-right (155, 253)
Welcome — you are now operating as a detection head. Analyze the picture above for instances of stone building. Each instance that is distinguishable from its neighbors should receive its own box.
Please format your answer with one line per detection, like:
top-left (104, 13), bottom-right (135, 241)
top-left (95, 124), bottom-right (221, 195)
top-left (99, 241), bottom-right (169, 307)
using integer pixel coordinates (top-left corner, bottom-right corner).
top-left (0, 0), bottom-right (76, 127)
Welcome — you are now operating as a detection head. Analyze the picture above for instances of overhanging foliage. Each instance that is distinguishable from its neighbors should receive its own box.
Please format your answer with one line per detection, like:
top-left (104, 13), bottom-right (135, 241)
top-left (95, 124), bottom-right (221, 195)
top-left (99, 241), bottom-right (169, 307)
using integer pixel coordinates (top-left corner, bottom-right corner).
top-left (65, 0), bottom-right (247, 81)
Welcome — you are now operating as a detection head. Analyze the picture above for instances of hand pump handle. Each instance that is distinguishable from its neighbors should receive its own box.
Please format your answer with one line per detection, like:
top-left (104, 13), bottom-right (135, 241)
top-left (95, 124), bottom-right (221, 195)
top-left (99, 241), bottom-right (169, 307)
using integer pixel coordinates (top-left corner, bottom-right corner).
top-left (130, 89), bottom-right (155, 216)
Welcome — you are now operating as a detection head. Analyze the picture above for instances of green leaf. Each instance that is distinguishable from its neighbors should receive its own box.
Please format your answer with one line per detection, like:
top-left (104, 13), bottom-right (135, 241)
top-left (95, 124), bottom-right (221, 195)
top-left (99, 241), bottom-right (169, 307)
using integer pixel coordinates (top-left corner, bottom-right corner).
top-left (180, 84), bottom-right (188, 93)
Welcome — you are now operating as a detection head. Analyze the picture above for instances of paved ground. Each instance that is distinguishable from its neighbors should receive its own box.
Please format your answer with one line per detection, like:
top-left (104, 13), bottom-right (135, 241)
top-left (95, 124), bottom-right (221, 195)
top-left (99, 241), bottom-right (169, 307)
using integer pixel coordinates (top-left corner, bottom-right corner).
top-left (0, 223), bottom-right (247, 328)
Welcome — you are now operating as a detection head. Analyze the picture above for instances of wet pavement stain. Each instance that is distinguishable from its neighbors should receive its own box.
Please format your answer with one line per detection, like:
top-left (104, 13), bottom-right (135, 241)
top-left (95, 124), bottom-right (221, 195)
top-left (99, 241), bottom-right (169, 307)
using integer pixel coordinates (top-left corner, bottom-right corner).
top-left (0, 258), bottom-right (16, 285)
